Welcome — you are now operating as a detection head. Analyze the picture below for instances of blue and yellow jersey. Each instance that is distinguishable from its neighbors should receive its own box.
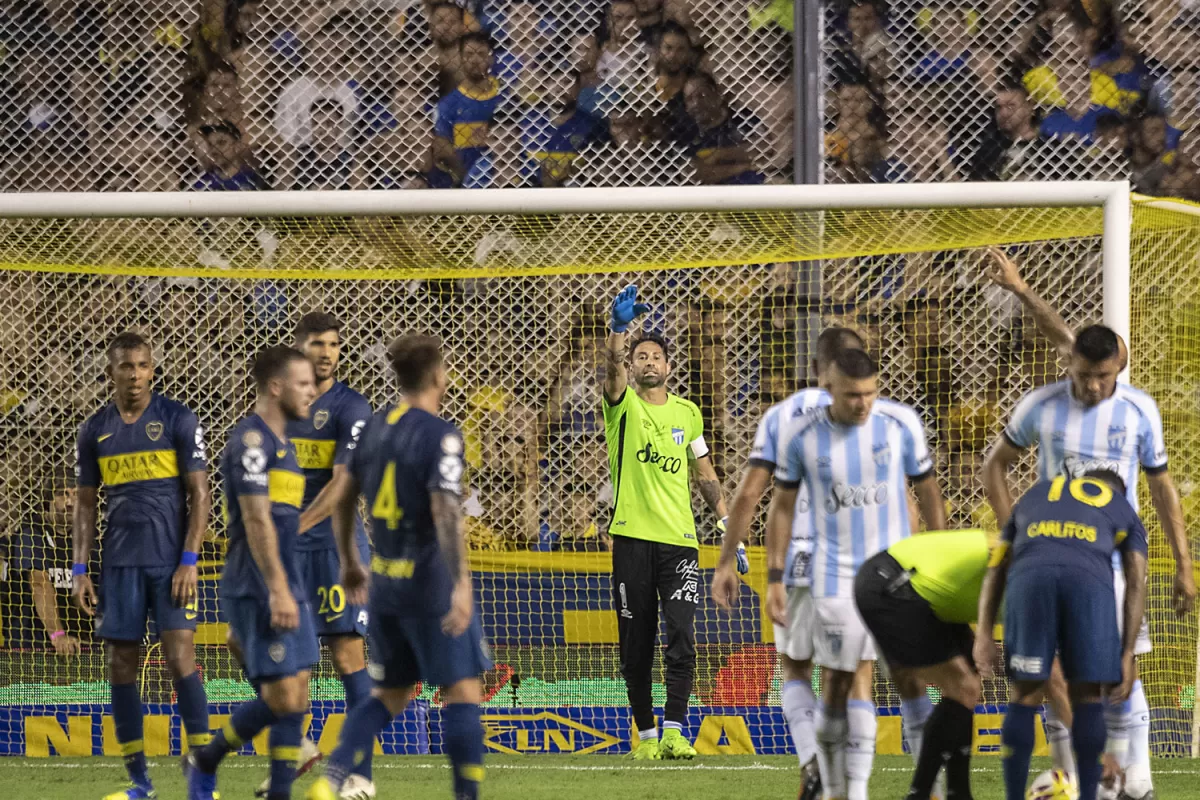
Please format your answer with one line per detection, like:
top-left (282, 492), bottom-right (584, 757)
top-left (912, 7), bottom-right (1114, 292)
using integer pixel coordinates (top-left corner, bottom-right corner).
top-left (521, 108), bottom-right (607, 185)
top-left (998, 476), bottom-right (1149, 586)
top-left (434, 77), bottom-right (503, 173)
top-left (686, 117), bottom-right (765, 185)
top-left (350, 403), bottom-right (465, 617)
top-left (76, 392), bottom-right (208, 568)
top-left (286, 381), bottom-right (372, 552)
top-left (220, 415), bottom-right (305, 601)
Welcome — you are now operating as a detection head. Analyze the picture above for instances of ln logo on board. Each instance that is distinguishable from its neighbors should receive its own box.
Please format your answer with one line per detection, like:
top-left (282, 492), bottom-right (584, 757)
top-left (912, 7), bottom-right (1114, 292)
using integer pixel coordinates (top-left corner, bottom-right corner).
top-left (481, 712), bottom-right (621, 755)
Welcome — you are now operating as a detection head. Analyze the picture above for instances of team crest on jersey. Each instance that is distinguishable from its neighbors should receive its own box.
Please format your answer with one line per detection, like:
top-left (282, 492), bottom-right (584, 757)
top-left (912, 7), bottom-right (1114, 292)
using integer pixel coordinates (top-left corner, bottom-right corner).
top-left (242, 429), bottom-right (263, 448)
top-left (671, 427), bottom-right (685, 446)
top-left (872, 444), bottom-right (891, 466)
top-left (1107, 426), bottom-right (1126, 451)
top-left (145, 422), bottom-right (163, 441)
top-left (313, 410), bottom-right (330, 430)
top-left (268, 643), bottom-right (286, 663)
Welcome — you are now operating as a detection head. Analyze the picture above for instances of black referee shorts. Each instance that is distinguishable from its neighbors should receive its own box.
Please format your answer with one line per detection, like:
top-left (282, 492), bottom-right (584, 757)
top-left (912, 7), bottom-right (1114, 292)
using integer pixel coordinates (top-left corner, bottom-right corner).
top-left (854, 551), bottom-right (974, 670)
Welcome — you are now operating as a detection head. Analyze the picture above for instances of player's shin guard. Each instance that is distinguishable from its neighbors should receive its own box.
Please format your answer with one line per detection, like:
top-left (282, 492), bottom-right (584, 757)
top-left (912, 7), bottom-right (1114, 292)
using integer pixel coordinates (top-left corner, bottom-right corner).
top-left (782, 679), bottom-right (819, 766)
top-left (901, 693), bottom-right (934, 768)
top-left (846, 700), bottom-right (877, 800)
top-left (443, 704), bottom-right (485, 800)
top-left (324, 696), bottom-right (394, 791)
top-left (1001, 703), bottom-right (1038, 800)
top-left (816, 707), bottom-right (849, 800)
top-left (112, 682), bottom-right (150, 789)
top-left (340, 669), bottom-right (374, 780)
top-left (267, 712), bottom-right (305, 800)
top-left (1072, 703), bottom-right (1106, 800)
top-left (1045, 704), bottom-right (1077, 780)
top-left (194, 698), bottom-right (279, 773)
top-left (1124, 680), bottom-right (1153, 798)
top-left (175, 671), bottom-right (212, 748)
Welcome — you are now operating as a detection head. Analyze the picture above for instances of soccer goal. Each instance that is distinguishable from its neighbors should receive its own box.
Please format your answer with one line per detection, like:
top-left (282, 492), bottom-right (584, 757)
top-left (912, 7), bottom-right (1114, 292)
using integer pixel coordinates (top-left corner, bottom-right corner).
top-left (0, 182), bottom-right (1198, 761)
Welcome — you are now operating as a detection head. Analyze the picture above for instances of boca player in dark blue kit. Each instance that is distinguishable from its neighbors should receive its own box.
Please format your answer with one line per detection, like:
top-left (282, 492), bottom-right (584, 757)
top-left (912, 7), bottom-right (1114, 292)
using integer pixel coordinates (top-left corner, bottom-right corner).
top-left (975, 471), bottom-right (1149, 800)
top-left (185, 346), bottom-right (318, 800)
top-left (250, 312), bottom-right (374, 800)
top-left (72, 332), bottom-right (213, 800)
top-left (307, 334), bottom-right (489, 800)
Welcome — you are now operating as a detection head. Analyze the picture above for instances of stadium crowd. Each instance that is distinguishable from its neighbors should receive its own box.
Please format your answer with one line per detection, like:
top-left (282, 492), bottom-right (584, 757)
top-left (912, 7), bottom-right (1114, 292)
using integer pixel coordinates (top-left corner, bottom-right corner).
top-left (0, 0), bottom-right (1159, 647)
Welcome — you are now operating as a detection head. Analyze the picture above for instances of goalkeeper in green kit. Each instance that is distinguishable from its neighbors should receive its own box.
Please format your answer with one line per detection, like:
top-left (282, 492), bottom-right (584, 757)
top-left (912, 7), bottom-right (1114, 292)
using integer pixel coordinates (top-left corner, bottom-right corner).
top-left (600, 285), bottom-right (743, 761)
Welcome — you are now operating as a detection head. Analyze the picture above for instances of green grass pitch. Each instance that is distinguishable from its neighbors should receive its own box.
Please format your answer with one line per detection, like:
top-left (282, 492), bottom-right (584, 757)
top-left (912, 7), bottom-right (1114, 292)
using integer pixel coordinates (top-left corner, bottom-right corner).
top-left (2, 755), bottom-right (1198, 799)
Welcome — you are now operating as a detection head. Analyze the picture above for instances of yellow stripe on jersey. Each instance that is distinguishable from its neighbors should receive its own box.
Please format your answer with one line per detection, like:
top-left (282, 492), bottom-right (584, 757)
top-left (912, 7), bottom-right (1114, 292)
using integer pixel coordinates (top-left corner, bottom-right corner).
top-left (268, 469), bottom-right (305, 508)
top-left (987, 541), bottom-right (1010, 568)
top-left (387, 403), bottom-right (410, 425)
top-left (292, 438), bottom-right (336, 470)
top-left (99, 449), bottom-right (179, 485)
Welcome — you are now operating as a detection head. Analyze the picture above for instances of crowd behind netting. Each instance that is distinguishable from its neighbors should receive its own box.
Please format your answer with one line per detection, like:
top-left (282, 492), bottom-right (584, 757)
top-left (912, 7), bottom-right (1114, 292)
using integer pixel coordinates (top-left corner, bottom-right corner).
top-left (0, 0), bottom-right (1129, 565)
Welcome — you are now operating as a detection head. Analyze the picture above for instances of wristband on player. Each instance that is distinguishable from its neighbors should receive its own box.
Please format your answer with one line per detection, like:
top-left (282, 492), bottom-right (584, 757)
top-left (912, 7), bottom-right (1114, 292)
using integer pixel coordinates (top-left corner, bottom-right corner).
top-left (180, 551), bottom-right (199, 567)
top-left (717, 516), bottom-right (728, 535)
top-left (72, 563), bottom-right (88, 576)
top-left (50, 630), bottom-right (66, 642)
top-left (767, 568), bottom-right (784, 584)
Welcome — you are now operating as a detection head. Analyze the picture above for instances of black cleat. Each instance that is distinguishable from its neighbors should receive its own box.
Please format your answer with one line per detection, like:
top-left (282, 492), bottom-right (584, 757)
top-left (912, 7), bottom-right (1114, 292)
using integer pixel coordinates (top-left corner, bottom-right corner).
top-left (798, 756), bottom-right (821, 800)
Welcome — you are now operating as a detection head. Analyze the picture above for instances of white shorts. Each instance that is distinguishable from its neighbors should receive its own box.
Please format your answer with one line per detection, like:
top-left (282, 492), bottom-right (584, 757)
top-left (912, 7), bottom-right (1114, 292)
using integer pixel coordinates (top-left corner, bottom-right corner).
top-left (773, 586), bottom-right (815, 662)
top-left (812, 596), bottom-right (876, 673)
top-left (1113, 569), bottom-right (1153, 656)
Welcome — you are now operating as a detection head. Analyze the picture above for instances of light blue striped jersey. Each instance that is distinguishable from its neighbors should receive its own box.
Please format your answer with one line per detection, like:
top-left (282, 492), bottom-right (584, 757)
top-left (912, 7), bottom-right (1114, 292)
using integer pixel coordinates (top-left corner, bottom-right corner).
top-left (749, 387), bottom-right (830, 588)
top-left (1003, 380), bottom-right (1167, 513)
top-left (775, 397), bottom-right (933, 598)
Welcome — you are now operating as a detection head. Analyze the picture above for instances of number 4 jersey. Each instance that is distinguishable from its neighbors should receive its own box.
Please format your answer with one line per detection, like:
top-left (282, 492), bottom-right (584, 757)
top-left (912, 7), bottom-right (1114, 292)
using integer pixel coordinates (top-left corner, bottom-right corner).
top-left (351, 403), bottom-right (466, 618)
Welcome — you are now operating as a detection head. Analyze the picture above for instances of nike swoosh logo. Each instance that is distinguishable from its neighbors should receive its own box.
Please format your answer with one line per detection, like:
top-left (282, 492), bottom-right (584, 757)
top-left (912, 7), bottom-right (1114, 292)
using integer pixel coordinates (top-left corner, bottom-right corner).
top-left (326, 613), bottom-right (344, 622)
top-left (98, 434), bottom-right (113, 442)
top-left (277, 449), bottom-right (286, 458)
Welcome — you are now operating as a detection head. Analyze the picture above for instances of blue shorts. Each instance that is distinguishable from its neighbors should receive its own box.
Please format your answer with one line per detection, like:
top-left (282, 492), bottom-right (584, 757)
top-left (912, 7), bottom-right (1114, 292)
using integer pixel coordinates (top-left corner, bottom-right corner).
top-left (297, 540), bottom-right (370, 638)
top-left (225, 594), bottom-right (320, 683)
top-left (96, 565), bottom-right (198, 642)
top-left (1004, 565), bottom-right (1121, 684)
top-left (367, 610), bottom-right (493, 689)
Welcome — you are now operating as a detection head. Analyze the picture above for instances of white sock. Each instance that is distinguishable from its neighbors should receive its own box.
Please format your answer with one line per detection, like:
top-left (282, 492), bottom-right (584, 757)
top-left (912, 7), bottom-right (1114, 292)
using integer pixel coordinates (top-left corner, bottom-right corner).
top-left (638, 727), bottom-right (658, 742)
top-left (900, 693), bottom-right (934, 766)
top-left (1105, 695), bottom-right (1132, 767)
top-left (1044, 704), bottom-right (1077, 781)
top-left (846, 700), bottom-right (876, 800)
top-left (816, 708), bottom-right (849, 800)
top-left (783, 679), bottom-right (819, 766)
top-left (1124, 680), bottom-right (1153, 798)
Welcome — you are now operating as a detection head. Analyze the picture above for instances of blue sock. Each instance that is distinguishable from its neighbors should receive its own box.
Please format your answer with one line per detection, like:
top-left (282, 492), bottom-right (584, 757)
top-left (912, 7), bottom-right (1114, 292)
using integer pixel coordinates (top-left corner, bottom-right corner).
top-left (341, 669), bottom-right (375, 780)
top-left (443, 703), bottom-right (485, 800)
top-left (326, 697), bottom-right (394, 791)
top-left (112, 682), bottom-right (150, 788)
top-left (175, 671), bottom-right (212, 748)
top-left (195, 698), bottom-right (279, 773)
top-left (1073, 703), bottom-right (1107, 800)
top-left (1002, 703), bottom-right (1037, 800)
top-left (267, 712), bottom-right (305, 800)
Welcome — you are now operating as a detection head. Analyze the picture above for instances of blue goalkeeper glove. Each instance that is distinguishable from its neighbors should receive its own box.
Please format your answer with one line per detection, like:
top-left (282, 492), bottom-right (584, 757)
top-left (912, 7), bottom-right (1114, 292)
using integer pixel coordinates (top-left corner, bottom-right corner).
top-left (717, 517), bottom-right (750, 575)
top-left (610, 284), bottom-right (652, 333)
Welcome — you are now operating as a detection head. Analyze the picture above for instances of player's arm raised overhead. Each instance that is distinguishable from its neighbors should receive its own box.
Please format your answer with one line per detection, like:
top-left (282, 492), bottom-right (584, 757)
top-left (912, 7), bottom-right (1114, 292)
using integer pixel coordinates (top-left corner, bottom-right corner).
top-left (984, 246), bottom-right (1075, 361)
top-left (174, 412), bottom-right (212, 608)
top-left (299, 396), bottom-right (371, 534)
top-left (603, 284), bottom-right (651, 403)
top-left (1116, 504), bottom-right (1151, 701)
top-left (973, 513), bottom-right (1015, 679)
top-left (71, 422), bottom-right (100, 616)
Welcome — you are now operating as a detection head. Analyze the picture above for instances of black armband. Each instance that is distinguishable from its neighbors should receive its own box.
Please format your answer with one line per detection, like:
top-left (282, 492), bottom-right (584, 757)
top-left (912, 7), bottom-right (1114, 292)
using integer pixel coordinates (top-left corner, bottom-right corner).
top-left (767, 568), bottom-right (785, 584)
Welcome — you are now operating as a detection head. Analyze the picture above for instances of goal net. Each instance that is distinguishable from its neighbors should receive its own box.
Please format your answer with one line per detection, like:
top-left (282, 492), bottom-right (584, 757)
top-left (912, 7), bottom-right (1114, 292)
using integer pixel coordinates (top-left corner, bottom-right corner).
top-left (0, 185), bottom-right (1197, 760)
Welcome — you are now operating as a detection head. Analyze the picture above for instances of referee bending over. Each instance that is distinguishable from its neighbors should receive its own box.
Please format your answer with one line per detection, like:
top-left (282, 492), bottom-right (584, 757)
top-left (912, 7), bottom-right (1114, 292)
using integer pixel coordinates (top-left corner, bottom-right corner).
top-left (601, 285), bottom-right (732, 761)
